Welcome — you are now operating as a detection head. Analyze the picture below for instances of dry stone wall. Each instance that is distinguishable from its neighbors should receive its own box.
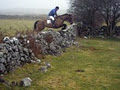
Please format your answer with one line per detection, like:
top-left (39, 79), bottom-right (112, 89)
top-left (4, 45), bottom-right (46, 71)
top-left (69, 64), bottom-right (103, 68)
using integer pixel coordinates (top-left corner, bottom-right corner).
top-left (0, 23), bottom-right (78, 75)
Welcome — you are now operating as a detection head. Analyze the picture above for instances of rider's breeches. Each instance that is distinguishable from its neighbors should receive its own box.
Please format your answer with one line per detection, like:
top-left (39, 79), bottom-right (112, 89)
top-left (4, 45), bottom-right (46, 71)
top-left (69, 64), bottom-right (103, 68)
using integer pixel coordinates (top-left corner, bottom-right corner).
top-left (49, 16), bottom-right (55, 21)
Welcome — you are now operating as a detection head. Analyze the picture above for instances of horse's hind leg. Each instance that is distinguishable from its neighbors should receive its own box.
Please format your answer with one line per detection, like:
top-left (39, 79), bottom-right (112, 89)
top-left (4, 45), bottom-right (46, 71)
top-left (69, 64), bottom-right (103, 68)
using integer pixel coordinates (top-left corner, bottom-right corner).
top-left (61, 24), bottom-right (67, 30)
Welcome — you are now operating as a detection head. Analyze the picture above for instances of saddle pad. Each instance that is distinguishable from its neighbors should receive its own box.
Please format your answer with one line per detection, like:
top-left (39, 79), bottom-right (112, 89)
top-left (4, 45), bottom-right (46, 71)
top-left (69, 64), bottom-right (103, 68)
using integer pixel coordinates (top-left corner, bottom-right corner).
top-left (47, 20), bottom-right (51, 24)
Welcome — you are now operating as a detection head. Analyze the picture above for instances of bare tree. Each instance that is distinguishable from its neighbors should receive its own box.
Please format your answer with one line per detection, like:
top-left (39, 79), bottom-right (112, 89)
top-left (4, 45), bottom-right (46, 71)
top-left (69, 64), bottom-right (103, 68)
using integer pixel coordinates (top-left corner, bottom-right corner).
top-left (100, 0), bottom-right (120, 36)
top-left (69, 0), bottom-right (120, 37)
top-left (69, 0), bottom-right (100, 36)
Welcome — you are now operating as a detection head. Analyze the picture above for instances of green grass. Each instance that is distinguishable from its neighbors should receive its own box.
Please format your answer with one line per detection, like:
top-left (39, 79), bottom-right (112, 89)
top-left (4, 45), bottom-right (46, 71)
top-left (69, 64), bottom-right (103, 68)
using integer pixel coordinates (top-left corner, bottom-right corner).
top-left (0, 19), bottom-right (35, 36)
top-left (0, 19), bottom-right (70, 36)
top-left (0, 19), bottom-right (120, 90)
top-left (0, 37), bottom-right (120, 90)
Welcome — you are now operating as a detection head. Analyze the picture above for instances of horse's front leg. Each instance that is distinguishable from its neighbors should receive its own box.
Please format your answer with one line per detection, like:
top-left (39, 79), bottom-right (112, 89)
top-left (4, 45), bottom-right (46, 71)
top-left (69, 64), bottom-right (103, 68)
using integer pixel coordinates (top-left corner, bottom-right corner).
top-left (61, 24), bottom-right (67, 30)
top-left (33, 29), bottom-right (37, 36)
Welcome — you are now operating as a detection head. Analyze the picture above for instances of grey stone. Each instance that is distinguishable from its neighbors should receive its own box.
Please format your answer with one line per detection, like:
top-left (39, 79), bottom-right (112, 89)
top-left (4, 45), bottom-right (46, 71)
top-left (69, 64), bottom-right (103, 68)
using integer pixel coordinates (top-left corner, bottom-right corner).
top-left (0, 52), bottom-right (4, 57)
top-left (0, 57), bottom-right (6, 63)
top-left (3, 36), bottom-right (10, 42)
top-left (39, 66), bottom-right (48, 73)
top-left (12, 37), bottom-right (19, 45)
top-left (20, 77), bottom-right (32, 86)
top-left (23, 48), bottom-right (29, 56)
top-left (20, 57), bottom-right (25, 61)
top-left (36, 59), bottom-right (41, 63)
top-left (11, 81), bottom-right (18, 86)
top-left (46, 63), bottom-right (51, 68)
top-left (0, 63), bottom-right (6, 74)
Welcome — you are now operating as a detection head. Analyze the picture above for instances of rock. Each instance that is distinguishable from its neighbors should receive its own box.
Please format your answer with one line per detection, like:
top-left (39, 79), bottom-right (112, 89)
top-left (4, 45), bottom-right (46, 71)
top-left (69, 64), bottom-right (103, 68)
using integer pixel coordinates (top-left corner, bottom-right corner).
top-left (23, 48), bottom-right (29, 56)
top-left (20, 77), bottom-right (32, 87)
top-left (21, 57), bottom-right (25, 61)
top-left (36, 59), bottom-right (41, 63)
top-left (12, 37), bottom-right (19, 45)
top-left (84, 36), bottom-right (87, 39)
top-left (39, 66), bottom-right (48, 73)
top-left (31, 59), bottom-right (41, 64)
top-left (0, 57), bottom-right (6, 63)
top-left (11, 81), bottom-right (17, 86)
top-left (0, 52), bottom-right (4, 57)
top-left (0, 63), bottom-right (6, 74)
top-left (0, 78), bottom-right (5, 83)
top-left (0, 74), bottom-right (4, 77)
top-left (3, 36), bottom-right (10, 42)
top-left (46, 63), bottom-right (51, 68)
top-left (73, 41), bottom-right (79, 46)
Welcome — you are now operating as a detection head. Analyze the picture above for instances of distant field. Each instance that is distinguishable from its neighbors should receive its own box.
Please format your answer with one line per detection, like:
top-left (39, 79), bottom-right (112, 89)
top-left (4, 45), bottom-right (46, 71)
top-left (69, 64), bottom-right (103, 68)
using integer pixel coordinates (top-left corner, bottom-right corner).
top-left (0, 18), bottom-right (69, 36)
top-left (0, 15), bottom-right (47, 36)
top-left (0, 19), bottom-right (36, 36)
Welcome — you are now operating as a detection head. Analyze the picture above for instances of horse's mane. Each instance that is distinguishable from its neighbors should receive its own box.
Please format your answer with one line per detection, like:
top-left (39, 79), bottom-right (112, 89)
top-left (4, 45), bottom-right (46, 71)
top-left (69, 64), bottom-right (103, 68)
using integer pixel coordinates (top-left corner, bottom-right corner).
top-left (56, 14), bottom-right (71, 18)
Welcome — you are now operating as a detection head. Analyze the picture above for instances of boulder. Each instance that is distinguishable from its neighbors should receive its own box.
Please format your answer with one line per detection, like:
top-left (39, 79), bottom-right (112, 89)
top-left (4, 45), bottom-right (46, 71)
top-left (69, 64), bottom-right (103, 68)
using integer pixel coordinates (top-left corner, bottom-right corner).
top-left (20, 77), bottom-right (32, 87)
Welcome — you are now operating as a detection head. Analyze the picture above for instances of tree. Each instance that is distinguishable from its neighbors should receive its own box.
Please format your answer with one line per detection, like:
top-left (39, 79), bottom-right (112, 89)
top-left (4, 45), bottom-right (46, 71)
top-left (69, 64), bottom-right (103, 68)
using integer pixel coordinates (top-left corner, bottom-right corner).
top-left (100, 0), bottom-right (120, 36)
top-left (69, 0), bottom-right (120, 37)
top-left (69, 0), bottom-right (100, 36)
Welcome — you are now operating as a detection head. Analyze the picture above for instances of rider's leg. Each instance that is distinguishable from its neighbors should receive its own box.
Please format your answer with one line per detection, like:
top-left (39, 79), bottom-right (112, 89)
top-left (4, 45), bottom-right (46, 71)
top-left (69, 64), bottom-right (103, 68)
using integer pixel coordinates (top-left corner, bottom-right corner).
top-left (49, 16), bottom-right (56, 27)
top-left (51, 20), bottom-right (56, 27)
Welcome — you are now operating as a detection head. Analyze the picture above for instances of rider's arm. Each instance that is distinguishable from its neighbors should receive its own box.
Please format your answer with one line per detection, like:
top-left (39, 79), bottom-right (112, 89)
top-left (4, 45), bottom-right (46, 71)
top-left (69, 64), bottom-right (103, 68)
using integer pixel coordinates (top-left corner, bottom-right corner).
top-left (53, 9), bottom-right (58, 17)
top-left (56, 12), bottom-right (58, 17)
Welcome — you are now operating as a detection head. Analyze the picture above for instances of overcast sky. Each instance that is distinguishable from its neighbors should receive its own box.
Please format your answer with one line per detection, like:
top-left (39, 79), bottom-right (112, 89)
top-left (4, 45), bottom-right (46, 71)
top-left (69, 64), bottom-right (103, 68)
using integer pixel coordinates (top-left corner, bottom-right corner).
top-left (0, 0), bottom-right (69, 10)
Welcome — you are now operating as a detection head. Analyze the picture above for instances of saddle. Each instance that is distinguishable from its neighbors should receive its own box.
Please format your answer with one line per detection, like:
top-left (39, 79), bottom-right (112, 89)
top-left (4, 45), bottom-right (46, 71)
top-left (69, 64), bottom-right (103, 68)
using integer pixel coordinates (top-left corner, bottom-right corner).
top-left (47, 19), bottom-right (51, 24)
top-left (47, 17), bottom-right (56, 25)
top-left (47, 18), bottom-right (56, 27)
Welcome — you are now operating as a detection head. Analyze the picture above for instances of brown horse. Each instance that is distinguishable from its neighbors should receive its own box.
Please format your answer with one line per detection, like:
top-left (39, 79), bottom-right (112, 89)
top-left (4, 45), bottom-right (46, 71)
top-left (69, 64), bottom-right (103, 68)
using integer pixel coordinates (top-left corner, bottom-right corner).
top-left (33, 14), bottom-right (73, 33)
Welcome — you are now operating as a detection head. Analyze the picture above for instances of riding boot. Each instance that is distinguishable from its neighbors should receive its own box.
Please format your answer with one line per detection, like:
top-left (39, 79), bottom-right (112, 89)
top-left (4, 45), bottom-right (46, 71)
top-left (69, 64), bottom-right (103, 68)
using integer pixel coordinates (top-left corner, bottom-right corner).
top-left (52, 20), bottom-right (56, 28)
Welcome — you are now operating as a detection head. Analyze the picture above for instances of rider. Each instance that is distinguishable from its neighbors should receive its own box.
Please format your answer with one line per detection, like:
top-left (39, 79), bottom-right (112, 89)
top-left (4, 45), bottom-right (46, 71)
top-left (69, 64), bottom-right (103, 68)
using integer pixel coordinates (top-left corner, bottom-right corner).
top-left (48, 6), bottom-right (59, 27)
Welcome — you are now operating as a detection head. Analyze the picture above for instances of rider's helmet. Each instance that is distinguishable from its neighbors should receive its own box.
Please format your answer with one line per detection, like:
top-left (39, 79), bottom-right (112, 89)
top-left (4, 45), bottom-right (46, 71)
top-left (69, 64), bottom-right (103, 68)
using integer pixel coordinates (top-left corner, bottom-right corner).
top-left (55, 6), bottom-right (59, 10)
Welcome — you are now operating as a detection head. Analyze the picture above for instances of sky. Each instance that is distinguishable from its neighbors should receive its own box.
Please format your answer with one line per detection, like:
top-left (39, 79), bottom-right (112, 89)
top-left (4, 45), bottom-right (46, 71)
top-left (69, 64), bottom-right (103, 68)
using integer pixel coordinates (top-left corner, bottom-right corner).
top-left (0, 0), bottom-right (69, 10)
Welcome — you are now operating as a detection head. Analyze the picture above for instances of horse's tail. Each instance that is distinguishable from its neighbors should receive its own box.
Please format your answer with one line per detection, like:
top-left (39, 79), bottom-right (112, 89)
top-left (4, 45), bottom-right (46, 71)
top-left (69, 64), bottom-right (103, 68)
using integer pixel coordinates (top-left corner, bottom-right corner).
top-left (34, 20), bottom-right (39, 29)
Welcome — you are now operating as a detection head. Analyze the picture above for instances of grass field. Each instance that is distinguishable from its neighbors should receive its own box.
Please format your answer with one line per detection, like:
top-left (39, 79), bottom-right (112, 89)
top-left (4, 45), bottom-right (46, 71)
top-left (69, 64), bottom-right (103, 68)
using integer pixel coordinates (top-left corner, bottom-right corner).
top-left (0, 19), bottom-right (120, 90)
top-left (0, 19), bottom-right (35, 36)
top-left (0, 37), bottom-right (120, 90)
top-left (0, 18), bottom-right (68, 36)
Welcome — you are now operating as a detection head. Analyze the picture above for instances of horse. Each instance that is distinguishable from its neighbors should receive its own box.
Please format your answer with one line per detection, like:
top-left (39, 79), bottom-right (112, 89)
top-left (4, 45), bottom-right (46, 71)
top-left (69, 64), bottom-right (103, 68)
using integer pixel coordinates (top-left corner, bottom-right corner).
top-left (33, 14), bottom-right (73, 33)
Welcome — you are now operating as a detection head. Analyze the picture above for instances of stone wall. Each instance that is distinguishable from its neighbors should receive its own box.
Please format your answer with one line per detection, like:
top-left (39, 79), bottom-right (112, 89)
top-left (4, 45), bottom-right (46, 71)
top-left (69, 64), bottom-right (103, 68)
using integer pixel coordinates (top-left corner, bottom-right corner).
top-left (0, 24), bottom-right (78, 75)
top-left (33, 23), bottom-right (78, 56)
top-left (0, 37), bottom-right (37, 74)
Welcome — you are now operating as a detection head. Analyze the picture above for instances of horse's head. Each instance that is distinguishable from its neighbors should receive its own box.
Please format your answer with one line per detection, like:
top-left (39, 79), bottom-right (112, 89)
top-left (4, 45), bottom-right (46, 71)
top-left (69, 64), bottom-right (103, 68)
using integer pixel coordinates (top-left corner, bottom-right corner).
top-left (65, 14), bottom-right (73, 24)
